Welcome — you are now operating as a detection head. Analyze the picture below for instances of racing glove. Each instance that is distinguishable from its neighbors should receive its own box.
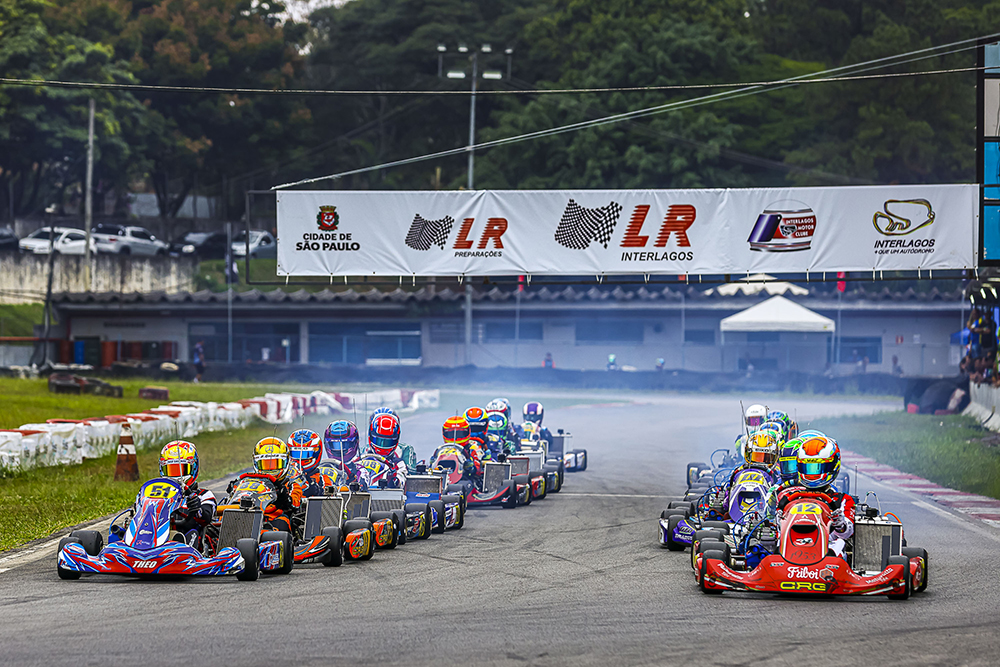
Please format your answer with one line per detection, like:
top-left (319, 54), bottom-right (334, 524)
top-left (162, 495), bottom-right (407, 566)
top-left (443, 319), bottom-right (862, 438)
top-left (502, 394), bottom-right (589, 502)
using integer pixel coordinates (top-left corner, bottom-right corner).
top-left (186, 492), bottom-right (202, 514)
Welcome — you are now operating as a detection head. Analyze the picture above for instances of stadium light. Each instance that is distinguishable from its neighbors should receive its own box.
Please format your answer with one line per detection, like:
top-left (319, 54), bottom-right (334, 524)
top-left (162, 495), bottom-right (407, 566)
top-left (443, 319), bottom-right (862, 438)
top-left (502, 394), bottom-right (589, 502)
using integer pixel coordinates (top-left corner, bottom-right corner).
top-left (482, 71), bottom-right (502, 80)
top-left (447, 70), bottom-right (466, 79)
top-left (481, 44), bottom-right (492, 53)
top-left (458, 43), bottom-right (469, 53)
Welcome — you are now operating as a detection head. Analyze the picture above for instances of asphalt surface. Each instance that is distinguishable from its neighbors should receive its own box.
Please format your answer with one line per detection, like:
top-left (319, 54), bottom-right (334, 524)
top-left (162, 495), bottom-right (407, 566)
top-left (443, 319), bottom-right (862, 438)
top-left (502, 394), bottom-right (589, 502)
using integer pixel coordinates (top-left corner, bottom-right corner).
top-left (1, 393), bottom-right (998, 667)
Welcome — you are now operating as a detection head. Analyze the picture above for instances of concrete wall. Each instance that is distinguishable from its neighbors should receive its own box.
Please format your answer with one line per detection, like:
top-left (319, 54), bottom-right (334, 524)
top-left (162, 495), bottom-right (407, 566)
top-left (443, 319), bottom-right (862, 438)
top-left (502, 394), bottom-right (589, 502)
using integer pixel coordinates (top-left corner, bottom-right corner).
top-left (0, 254), bottom-right (197, 304)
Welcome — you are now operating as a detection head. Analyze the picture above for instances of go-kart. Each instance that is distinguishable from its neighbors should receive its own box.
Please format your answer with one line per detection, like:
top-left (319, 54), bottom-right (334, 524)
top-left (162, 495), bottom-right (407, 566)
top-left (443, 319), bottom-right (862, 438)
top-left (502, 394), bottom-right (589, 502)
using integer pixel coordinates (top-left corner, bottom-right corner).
top-left (406, 469), bottom-right (465, 531)
top-left (547, 428), bottom-right (586, 472)
top-left (660, 466), bottom-right (772, 551)
top-left (516, 428), bottom-right (564, 493)
top-left (57, 477), bottom-right (252, 580)
top-left (508, 455), bottom-right (548, 501)
top-left (317, 460), bottom-right (398, 553)
top-left (429, 445), bottom-right (522, 508)
top-left (208, 473), bottom-right (337, 572)
top-left (696, 490), bottom-right (928, 599)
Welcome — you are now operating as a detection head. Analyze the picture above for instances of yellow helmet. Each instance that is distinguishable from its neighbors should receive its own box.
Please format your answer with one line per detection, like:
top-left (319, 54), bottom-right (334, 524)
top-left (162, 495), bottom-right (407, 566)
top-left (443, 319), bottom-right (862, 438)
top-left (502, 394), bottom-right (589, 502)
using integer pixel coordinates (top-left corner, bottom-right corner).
top-left (743, 431), bottom-right (778, 467)
top-left (159, 440), bottom-right (199, 489)
top-left (253, 437), bottom-right (290, 478)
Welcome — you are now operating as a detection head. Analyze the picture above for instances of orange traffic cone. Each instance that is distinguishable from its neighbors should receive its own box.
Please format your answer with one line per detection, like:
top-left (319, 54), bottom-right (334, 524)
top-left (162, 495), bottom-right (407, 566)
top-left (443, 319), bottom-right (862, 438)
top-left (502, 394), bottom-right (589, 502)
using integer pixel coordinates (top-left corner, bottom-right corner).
top-left (114, 422), bottom-right (140, 482)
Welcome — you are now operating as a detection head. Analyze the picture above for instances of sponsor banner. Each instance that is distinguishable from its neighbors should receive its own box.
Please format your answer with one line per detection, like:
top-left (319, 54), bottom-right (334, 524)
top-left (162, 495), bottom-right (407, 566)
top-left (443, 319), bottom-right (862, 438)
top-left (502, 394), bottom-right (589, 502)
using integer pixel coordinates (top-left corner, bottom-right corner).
top-left (275, 185), bottom-right (978, 276)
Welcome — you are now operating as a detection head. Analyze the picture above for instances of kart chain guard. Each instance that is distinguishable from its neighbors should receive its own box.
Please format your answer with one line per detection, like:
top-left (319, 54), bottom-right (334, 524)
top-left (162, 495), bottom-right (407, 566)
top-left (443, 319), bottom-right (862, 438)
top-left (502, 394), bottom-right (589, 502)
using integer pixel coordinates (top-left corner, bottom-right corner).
top-left (303, 496), bottom-right (344, 539)
top-left (218, 509), bottom-right (263, 550)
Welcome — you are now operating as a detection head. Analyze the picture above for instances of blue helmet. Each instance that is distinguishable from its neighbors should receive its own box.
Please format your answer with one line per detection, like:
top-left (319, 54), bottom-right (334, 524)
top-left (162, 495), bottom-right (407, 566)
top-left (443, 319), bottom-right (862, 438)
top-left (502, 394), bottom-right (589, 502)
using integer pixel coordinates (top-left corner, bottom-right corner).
top-left (323, 420), bottom-right (360, 463)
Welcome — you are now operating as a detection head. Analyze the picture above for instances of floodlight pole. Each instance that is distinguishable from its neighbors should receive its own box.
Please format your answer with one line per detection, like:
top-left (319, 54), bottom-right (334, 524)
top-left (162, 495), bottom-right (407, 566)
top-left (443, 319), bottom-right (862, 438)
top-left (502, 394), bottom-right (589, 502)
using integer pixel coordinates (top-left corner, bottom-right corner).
top-left (84, 98), bottom-right (95, 292)
top-left (467, 52), bottom-right (477, 190)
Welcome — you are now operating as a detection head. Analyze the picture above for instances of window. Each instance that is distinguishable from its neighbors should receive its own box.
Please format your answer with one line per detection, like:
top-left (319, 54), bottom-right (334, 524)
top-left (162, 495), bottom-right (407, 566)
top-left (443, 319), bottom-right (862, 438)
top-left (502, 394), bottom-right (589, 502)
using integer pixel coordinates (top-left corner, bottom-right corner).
top-left (65, 232), bottom-right (85, 242)
top-left (684, 329), bottom-right (715, 345)
top-left (310, 321), bottom-right (421, 363)
top-left (259, 236), bottom-right (271, 245)
top-left (131, 229), bottom-right (152, 240)
top-left (747, 332), bottom-right (780, 343)
top-left (830, 336), bottom-right (883, 364)
top-left (191, 322), bottom-right (300, 362)
top-left (29, 229), bottom-right (52, 240)
top-left (575, 320), bottom-right (644, 343)
top-left (484, 321), bottom-right (543, 342)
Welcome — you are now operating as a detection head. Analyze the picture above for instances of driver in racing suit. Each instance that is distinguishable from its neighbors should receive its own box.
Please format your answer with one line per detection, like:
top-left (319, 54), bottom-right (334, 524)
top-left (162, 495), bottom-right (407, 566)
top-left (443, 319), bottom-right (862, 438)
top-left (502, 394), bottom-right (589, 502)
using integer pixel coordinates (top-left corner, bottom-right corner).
top-left (486, 411), bottom-right (518, 456)
top-left (360, 411), bottom-right (407, 488)
top-left (321, 420), bottom-right (365, 486)
top-left (433, 415), bottom-right (485, 482)
top-left (487, 398), bottom-right (520, 447)
top-left (517, 401), bottom-right (554, 446)
top-left (775, 434), bottom-right (854, 558)
top-left (156, 440), bottom-right (216, 548)
top-left (287, 429), bottom-right (326, 497)
top-left (465, 406), bottom-right (493, 462)
top-left (237, 437), bottom-right (305, 534)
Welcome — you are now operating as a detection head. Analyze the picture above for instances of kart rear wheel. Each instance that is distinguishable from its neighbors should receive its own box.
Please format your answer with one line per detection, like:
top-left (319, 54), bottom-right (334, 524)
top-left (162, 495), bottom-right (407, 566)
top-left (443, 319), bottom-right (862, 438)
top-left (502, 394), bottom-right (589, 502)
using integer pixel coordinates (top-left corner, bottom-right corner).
top-left (429, 500), bottom-right (447, 534)
top-left (56, 537), bottom-right (82, 580)
top-left (697, 540), bottom-right (731, 566)
top-left (686, 462), bottom-right (710, 488)
top-left (442, 494), bottom-right (463, 529)
top-left (901, 547), bottom-right (928, 593)
top-left (698, 550), bottom-right (725, 595)
top-left (321, 527), bottom-right (343, 567)
top-left (371, 512), bottom-right (399, 550)
top-left (701, 521), bottom-right (730, 535)
top-left (235, 538), bottom-right (260, 581)
top-left (511, 474), bottom-right (531, 506)
top-left (660, 508), bottom-right (686, 521)
top-left (529, 471), bottom-right (547, 500)
top-left (887, 555), bottom-right (911, 600)
top-left (502, 480), bottom-right (518, 509)
top-left (405, 503), bottom-right (432, 539)
top-left (391, 509), bottom-right (407, 545)
top-left (261, 530), bottom-right (294, 575)
top-left (70, 530), bottom-right (104, 556)
top-left (665, 515), bottom-right (687, 551)
top-left (667, 501), bottom-right (696, 517)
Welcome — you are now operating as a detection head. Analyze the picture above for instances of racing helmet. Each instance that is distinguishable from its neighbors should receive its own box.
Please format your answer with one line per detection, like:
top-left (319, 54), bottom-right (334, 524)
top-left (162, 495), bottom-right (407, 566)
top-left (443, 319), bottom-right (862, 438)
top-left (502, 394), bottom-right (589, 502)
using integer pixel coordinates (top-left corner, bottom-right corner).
top-left (287, 429), bottom-right (322, 472)
top-left (369, 412), bottom-right (401, 457)
top-left (487, 398), bottom-right (512, 423)
top-left (797, 429), bottom-right (825, 439)
top-left (464, 406), bottom-right (488, 441)
top-left (323, 420), bottom-right (360, 463)
top-left (372, 406), bottom-right (398, 418)
top-left (767, 410), bottom-right (793, 435)
top-left (486, 411), bottom-right (508, 435)
top-left (743, 431), bottom-right (778, 467)
top-left (159, 440), bottom-right (199, 490)
top-left (744, 404), bottom-right (767, 432)
top-left (253, 437), bottom-right (290, 479)
top-left (523, 401), bottom-right (544, 425)
top-left (778, 437), bottom-right (802, 483)
top-left (760, 419), bottom-right (788, 444)
top-left (443, 415), bottom-right (471, 446)
top-left (796, 435), bottom-right (841, 489)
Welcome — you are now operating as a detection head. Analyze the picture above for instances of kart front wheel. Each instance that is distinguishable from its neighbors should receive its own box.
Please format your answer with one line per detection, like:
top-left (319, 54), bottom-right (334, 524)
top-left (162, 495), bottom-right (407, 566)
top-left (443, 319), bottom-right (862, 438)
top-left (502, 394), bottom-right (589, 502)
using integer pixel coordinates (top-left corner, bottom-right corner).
top-left (391, 509), bottom-right (407, 545)
top-left (321, 527), bottom-right (343, 567)
top-left (261, 530), bottom-right (294, 575)
top-left (235, 538), bottom-right (259, 581)
top-left (887, 555), bottom-right (912, 600)
top-left (665, 515), bottom-right (687, 552)
top-left (902, 546), bottom-right (928, 593)
top-left (70, 530), bottom-right (104, 556)
top-left (698, 550), bottom-right (725, 595)
top-left (56, 537), bottom-right (82, 580)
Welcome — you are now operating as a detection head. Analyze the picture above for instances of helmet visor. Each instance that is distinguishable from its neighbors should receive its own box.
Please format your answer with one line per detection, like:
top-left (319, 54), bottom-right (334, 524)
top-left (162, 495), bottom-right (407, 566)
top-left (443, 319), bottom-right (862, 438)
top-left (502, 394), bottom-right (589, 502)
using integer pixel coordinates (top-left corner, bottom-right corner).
top-left (289, 447), bottom-right (316, 461)
top-left (442, 427), bottom-right (469, 442)
top-left (799, 461), bottom-right (833, 477)
top-left (779, 458), bottom-right (797, 475)
top-left (257, 457), bottom-right (286, 472)
top-left (746, 416), bottom-right (764, 428)
top-left (370, 434), bottom-right (398, 451)
top-left (749, 450), bottom-right (769, 464)
top-left (162, 462), bottom-right (192, 478)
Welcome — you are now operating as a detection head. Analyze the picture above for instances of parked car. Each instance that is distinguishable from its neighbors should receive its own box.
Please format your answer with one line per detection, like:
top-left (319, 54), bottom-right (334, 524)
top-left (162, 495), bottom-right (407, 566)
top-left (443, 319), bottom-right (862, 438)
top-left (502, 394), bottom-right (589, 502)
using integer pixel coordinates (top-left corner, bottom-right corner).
top-left (92, 224), bottom-right (169, 256)
top-left (19, 227), bottom-right (95, 255)
top-left (169, 231), bottom-right (230, 259)
top-left (232, 230), bottom-right (276, 258)
top-left (0, 227), bottom-right (18, 252)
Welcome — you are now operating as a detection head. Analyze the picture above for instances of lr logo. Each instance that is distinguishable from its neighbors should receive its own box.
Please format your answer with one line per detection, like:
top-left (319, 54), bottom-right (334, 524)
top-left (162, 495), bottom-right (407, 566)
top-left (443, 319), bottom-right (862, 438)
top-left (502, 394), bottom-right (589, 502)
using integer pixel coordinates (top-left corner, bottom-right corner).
top-left (453, 218), bottom-right (508, 249)
top-left (619, 204), bottom-right (695, 248)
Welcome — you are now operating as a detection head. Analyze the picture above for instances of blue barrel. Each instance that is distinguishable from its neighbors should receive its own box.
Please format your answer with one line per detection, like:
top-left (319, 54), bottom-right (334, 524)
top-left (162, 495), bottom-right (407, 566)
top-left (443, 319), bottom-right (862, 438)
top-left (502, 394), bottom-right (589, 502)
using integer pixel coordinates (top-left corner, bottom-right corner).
top-left (74, 340), bottom-right (85, 365)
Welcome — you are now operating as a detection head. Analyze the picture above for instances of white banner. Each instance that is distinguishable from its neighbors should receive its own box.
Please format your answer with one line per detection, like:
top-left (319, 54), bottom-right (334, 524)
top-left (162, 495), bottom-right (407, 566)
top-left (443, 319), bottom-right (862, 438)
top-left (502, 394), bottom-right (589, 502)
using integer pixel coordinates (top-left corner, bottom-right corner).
top-left (276, 185), bottom-right (978, 276)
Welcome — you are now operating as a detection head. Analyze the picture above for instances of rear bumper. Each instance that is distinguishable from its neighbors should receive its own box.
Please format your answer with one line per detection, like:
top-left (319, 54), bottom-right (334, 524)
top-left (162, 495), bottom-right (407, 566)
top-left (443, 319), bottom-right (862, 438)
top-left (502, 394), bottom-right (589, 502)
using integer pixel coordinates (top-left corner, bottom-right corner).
top-left (59, 542), bottom-right (243, 576)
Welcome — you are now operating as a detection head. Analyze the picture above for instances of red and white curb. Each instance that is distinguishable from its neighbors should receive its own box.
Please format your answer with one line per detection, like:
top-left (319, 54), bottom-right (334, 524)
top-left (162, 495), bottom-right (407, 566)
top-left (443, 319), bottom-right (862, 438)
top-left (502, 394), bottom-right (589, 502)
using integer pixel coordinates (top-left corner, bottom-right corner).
top-left (841, 449), bottom-right (1000, 528)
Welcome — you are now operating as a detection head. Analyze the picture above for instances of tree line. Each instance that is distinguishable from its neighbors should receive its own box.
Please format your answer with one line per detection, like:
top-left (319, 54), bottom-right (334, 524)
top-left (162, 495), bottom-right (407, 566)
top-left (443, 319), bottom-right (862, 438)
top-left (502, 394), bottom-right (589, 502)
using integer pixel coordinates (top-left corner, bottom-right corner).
top-left (0, 0), bottom-right (991, 221)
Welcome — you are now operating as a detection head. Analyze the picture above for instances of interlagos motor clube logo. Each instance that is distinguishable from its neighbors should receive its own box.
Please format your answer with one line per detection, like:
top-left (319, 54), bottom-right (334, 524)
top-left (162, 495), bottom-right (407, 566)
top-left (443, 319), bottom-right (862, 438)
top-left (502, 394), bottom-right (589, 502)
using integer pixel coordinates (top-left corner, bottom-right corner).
top-left (294, 205), bottom-right (361, 252)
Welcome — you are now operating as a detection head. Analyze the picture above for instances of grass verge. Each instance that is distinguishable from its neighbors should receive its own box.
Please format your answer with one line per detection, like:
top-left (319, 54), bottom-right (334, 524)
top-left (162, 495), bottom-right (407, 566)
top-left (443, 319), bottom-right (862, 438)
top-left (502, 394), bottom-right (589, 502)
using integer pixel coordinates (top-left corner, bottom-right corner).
top-left (806, 411), bottom-right (1000, 500)
top-left (0, 414), bottom-right (333, 552)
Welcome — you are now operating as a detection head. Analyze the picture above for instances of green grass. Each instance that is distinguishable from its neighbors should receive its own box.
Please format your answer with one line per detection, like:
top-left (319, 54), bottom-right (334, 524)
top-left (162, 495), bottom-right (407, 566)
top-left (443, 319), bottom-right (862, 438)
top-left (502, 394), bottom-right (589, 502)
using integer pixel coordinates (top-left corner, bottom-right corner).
top-left (806, 412), bottom-right (1000, 500)
top-left (0, 303), bottom-right (45, 337)
top-left (0, 377), bottom-right (326, 430)
top-left (0, 414), bottom-right (334, 552)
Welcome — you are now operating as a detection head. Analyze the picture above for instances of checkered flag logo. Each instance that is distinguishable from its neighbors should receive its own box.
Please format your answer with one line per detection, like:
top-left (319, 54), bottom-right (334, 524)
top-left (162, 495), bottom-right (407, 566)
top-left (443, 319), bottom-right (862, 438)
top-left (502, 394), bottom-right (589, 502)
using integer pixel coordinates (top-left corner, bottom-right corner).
top-left (405, 214), bottom-right (455, 251)
top-left (554, 199), bottom-right (623, 250)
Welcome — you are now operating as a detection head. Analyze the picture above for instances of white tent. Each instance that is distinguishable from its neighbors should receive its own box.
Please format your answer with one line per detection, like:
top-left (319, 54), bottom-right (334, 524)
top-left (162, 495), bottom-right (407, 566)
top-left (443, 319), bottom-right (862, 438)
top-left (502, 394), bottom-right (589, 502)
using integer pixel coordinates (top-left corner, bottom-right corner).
top-left (704, 274), bottom-right (809, 297)
top-left (720, 295), bottom-right (834, 333)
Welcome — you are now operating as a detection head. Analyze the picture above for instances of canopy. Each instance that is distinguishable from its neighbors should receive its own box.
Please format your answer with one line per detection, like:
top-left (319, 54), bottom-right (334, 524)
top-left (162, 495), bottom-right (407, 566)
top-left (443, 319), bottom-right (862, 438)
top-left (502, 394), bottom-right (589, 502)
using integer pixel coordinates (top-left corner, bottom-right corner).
top-left (703, 274), bottom-right (809, 297)
top-left (720, 295), bottom-right (835, 333)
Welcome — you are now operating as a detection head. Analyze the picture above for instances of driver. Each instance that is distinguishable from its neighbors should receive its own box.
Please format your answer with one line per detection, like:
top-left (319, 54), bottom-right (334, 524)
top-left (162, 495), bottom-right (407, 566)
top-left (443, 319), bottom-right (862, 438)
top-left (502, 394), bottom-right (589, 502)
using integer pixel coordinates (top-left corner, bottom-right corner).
top-left (435, 415), bottom-right (484, 480)
top-left (518, 401), bottom-right (554, 446)
top-left (776, 434), bottom-right (854, 558)
top-left (322, 420), bottom-right (364, 485)
top-left (486, 410), bottom-right (517, 456)
top-left (363, 411), bottom-right (407, 488)
top-left (767, 410), bottom-right (797, 440)
top-left (487, 398), bottom-right (520, 445)
top-left (464, 406), bottom-right (491, 460)
top-left (287, 428), bottom-right (325, 497)
top-left (250, 437), bottom-right (304, 533)
top-left (158, 440), bottom-right (215, 546)
top-left (744, 404), bottom-right (767, 433)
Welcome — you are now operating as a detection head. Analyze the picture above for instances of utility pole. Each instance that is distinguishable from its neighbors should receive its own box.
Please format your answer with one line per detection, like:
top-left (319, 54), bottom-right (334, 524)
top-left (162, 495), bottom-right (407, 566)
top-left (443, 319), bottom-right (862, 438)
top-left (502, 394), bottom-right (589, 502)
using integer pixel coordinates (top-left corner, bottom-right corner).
top-left (467, 52), bottom-right (477, 190)
top-left (84, 98), bottom-right (95, 292)
top-left (227, 221), bottom-right (233, 364)
top-left (464, 283), bottom-right (473, 365)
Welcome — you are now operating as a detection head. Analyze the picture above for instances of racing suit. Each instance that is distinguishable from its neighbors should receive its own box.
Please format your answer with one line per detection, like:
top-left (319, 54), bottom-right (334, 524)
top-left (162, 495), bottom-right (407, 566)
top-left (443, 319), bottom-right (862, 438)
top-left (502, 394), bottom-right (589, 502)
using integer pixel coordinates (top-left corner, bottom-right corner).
top-left (357, 450), bottom-right (408, 489)
top-left (775, 486), bottom-right (855, 558)
top-left (226, 469), bottom-right (306, 534)
top-left (170, 483), bottom-right (217, 547)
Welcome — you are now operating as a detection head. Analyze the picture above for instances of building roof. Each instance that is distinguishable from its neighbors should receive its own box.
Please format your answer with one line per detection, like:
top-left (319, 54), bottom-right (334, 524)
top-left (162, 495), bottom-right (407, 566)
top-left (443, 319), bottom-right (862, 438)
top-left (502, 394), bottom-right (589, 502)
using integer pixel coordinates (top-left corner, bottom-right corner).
top-left (720, 295), bottom-right (835, 333)
top-left (703, 274), bottom-right (810, 297)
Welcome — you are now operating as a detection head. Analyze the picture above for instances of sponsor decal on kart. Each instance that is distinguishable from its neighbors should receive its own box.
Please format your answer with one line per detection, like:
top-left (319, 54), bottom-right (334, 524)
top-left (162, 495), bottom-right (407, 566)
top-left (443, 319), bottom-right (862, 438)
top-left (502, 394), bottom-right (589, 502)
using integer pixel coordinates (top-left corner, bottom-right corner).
top-left (346, 530), bottom-right (370, 558)
top-left (259, 541), bottom-right (283, 571)
top-left (789, 502), bottom-right (823, 515)
top-left (779, 581), bottom-right (828, 592)
top-left (373, 519), bottom-right (393, 546)
top-left (786, 566), bottom-right (824, 580)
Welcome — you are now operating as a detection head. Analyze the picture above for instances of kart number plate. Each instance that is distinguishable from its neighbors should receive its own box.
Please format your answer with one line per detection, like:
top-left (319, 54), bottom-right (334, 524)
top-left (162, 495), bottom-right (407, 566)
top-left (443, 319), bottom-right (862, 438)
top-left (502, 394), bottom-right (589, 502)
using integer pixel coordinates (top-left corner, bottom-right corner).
top-left (143, 482), bottom-right (179, 500)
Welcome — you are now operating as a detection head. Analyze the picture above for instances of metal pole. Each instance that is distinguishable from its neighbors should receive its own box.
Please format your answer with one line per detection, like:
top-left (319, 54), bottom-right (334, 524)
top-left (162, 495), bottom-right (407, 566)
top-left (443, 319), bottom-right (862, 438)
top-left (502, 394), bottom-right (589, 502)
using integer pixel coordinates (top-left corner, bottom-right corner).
top-left (836, 291), bottom-right (842, 365)
top-left (42, 215), bottom-right (55, 365)
top-left (514, 287), bottom-right (521, 367)
top-left (467, 53), bottom-right (477, 190)
top-left (464, 283), bottom-right (472, 365)
top-left (84, 98), bottom-right (95, 292)
top-left (680, 293), bottom-right (686, 370)
top-left (227, 222), bottom-right (233, 363)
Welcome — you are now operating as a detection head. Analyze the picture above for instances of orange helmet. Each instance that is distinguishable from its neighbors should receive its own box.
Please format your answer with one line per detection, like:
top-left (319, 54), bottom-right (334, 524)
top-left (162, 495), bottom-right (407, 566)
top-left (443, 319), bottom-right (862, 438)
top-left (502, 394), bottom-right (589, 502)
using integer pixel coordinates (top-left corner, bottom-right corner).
top-left (442, 416), bottom-right (470, 445)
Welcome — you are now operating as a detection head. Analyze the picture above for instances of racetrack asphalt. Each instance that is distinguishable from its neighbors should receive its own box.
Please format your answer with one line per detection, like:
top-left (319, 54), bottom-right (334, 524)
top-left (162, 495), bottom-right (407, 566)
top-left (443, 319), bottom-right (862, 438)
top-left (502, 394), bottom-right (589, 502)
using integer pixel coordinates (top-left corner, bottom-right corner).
top-left (1, 392), bottom-right (998, 667)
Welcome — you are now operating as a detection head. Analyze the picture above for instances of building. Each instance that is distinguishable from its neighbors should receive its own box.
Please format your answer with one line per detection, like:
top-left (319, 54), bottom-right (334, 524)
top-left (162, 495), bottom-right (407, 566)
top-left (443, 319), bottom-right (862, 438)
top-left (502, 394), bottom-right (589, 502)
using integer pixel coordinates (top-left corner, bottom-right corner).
top-left (51, 281), bottom-right (967, 375)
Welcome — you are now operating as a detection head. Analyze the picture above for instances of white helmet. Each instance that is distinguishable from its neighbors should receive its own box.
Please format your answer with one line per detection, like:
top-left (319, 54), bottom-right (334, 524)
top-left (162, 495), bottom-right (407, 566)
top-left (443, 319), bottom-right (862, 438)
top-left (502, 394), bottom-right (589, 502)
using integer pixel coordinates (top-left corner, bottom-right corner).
top-left (744, 404), bottom-right (767, 432)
